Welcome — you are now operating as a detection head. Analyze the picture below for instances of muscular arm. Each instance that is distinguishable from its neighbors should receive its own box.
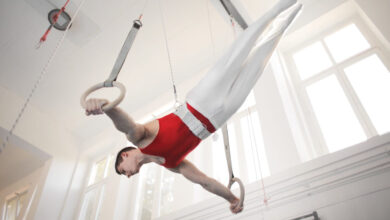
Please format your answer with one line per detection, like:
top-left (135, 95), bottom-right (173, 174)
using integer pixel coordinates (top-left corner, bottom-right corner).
top-left (172, 159), bottom-right (238, 204)
top-left (84, 99), bottom-right (145, 144)
top-left (170, 160), bottom-right (242, 213)
top-left (105, 107), bottom-right (146, 144)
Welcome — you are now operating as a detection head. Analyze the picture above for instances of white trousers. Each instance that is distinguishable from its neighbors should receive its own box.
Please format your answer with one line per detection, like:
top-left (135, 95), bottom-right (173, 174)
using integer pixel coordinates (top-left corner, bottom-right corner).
top-left (186, 0), bottom-right (302, 129)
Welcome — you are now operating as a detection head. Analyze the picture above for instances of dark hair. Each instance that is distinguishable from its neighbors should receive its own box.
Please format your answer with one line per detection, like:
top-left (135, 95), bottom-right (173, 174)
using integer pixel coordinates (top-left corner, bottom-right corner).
top-left (114, 146), bottom-right (136, 175)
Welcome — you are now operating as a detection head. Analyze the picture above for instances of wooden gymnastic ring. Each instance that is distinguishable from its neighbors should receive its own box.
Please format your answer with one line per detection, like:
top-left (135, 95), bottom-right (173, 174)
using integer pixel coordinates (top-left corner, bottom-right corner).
top-left (228, 177), bottom-right (245, 209)
top-left (80, 81), bottom-right (126, 112)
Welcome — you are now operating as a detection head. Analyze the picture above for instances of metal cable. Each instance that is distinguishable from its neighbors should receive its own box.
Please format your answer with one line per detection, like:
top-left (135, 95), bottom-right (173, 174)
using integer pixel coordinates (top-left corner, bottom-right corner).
top-left (157, 0), bottom-right (179, 107)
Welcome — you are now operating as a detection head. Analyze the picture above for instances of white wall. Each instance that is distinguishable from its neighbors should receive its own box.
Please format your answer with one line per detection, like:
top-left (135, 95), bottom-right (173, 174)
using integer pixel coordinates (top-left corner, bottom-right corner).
top-left (0, 165), bottom-right (44, 220)
top-left (156, 134), bottom-right (390, 220)
top-left (0, 86), bottom-right (80, 220)
top-left (59, 0), bottom-right (390, 219)
top-left (253, 64), bottom-right (301, 174)
top-left (354, 0), bottom-right (390, 48)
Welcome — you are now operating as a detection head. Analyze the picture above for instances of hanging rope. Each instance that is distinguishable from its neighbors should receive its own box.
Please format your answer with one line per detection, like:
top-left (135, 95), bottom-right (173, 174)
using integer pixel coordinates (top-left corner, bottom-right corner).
top-left (246, 107), bottom-right (269, 205)
top-left (137, 0), bottom-right (149, 21)
top-left (205, 0), bottom-right (217, 63)
top-left (1, 0), bottom-right (88, 153)
top-left (226, 6), bottom-right (270, 205)
top-left (245, 108), bottom-right (261, 179)
top-left (157, 0), bottom-right (179, 108)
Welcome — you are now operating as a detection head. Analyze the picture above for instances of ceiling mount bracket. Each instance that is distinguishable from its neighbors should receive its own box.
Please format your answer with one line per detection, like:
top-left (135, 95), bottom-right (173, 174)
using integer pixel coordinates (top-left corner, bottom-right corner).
top-left (48, 9), bottom-right (72, 31)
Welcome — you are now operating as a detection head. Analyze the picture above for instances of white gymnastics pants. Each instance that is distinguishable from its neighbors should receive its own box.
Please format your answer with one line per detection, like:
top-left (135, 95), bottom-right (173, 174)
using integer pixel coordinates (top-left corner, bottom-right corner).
top-left (186, 0), bottom-right (302, 129)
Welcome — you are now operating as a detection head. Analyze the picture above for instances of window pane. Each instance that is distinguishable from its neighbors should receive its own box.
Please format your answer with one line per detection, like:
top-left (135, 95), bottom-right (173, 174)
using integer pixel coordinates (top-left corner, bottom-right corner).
top-left (17, 191), bottom-right (28, 216)
top-left (89, 159), bottom-right (107, 185)
top-left (160, 171), bottom-right (175, 216)
top-left (6, 196), bottom-right (18, 220)
top-left (293, 42), bottom-right (333, 80)
top-left (95, 159), bottom-right (107, 182)
top-left (248, 112), bottom-right (270, 178)
top-left (140, 167), bottom-right (158, 220)
top-left (79, 186), bottom-right (104, 220)
top-left (306, 75), bottom-right (366, 152)
top-left (106, 155), bottom-right (114, 177)
top-left (344, 54), bottom-right (390, 135)
top-left (324, 24), bottom-right (371, 63)
top-left (240, 116), bottom-right (257, 183)
top-left (227, 123), bottom-right (240, 179)
top-left (212, 130), bottom-right (229, 184)
top-left (240, 111), bottom-right (269, 183)
top-left (79, 187), bottom-right (100, 220)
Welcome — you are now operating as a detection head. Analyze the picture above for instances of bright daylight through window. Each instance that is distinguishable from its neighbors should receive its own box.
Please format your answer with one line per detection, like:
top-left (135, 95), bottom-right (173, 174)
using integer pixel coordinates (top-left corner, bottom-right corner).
top-left (290, 23), bottom-right (390, 153)
top-left (79, 155), bottom-right (113, 220)
top-left (4, 191), bottom-right (28, 220)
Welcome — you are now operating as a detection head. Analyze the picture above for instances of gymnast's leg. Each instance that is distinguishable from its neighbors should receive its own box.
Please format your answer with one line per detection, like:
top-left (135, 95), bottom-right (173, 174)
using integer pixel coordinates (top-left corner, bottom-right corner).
top-left (212, 4), bottom-right (303, 128)
top-left (186, 0), bottom-right (297, 123)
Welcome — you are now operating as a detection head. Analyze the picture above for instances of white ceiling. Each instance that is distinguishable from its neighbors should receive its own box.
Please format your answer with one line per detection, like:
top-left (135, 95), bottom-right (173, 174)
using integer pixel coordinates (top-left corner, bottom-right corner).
top-left (1, 0), bottom-right (265, 142)
top-left (3, 0), bottom-right (349, 148)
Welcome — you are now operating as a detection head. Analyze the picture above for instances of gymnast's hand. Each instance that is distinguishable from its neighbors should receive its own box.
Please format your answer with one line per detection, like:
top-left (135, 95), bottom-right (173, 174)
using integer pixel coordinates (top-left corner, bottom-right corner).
top-left (230, 197), bottom-right (243, 214)
top-left (85, 98), bottom-right (108, 115)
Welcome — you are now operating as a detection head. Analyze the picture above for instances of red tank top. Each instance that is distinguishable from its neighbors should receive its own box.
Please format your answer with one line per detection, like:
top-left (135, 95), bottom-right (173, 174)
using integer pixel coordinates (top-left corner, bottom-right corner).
top-left (140, 103), bottom-right (215, 168)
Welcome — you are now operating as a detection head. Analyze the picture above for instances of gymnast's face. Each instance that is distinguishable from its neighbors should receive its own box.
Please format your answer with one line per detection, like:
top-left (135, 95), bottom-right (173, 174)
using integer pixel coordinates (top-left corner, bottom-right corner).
top-left (117, 151), bottom-right (140, 178)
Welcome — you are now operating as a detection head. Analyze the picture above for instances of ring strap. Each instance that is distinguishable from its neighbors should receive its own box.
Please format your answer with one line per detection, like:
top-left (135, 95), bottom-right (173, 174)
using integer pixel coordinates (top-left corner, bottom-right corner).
top-left (104, 20), bottom-right (142, 87)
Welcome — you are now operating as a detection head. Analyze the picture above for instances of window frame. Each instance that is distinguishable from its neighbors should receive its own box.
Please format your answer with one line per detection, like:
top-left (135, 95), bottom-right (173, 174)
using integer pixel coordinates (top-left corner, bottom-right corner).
top-left (78, 154), bottom-right (113, 220)
top-left (281, 15), bottom-right (390, 156)
top-left (2, 187), bottom-right (29, 220)
top-left (211, 96), bottom-right (270, 184)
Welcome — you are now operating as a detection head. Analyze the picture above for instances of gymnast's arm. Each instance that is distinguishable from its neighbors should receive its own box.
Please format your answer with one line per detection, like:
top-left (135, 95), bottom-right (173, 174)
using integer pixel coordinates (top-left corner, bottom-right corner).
top-left (169, 159), bottom-right (241, 213)
top-left (84, 98), bottom-right (146, 144)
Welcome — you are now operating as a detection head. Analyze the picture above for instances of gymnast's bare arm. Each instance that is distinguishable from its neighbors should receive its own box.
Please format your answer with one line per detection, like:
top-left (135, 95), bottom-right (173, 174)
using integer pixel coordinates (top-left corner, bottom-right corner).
top-left (84, 98), bottom-right (146, 145)
top-left (169, 159), bottom-right (243, 214)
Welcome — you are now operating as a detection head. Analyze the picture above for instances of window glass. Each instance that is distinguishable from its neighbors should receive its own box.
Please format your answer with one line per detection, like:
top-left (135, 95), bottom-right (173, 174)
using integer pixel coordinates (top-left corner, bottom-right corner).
top-left (160, 171), bottom-right (175, 215)
top-left (324, 24), bottom-right (371, 63)
top-left (306, 75), bottom-right (366, 152)
top-left (81, 155), bottom-right (112, 220)
top-left (5, 196), bottom-right (17, 220)
top-left (212, 129), bottom-right (229, 184)
top-left (293, 42), bottom-right (333, 80)
top-left (344, 54), bottom-right (390, 134)
top-left (140, 167), bottom-right (158, 220)
top-left (95, 159), bottom-right (107, 182)
top-left (79, 187), bottom-right (104, 220)
top-left (89, 158), bottom-right (108, 185)
top-left (4, 190), bottom-right (28, 220)
top-left (17, 191), bottom-right (28, 216)
top-left (227, 123), bottom-right (240, 179)
top-left (240, 110), bottom-right (270, 182)
top-left (247, 111), bottom-right (270, 178)
top-left (106, 155), bottom-right (114, 177)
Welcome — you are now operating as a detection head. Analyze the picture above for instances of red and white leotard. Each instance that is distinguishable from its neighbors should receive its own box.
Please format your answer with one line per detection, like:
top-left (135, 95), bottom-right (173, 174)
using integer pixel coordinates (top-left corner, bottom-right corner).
top-left (140, 103), bottom-right (215, 168)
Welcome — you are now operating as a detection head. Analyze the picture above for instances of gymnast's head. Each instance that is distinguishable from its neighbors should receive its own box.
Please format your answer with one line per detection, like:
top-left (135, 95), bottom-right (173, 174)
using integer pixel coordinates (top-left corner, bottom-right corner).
top-left (115, 146), bottom-right (141, 178)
